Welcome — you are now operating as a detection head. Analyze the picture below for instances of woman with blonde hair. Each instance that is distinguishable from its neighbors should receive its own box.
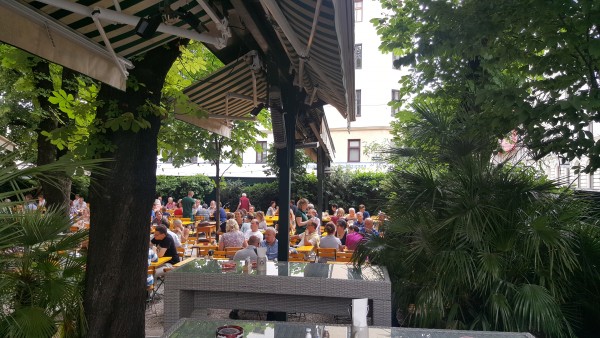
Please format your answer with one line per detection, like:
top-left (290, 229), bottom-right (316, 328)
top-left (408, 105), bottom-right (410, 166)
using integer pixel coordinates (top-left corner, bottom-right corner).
top-left (330, 207), bottom-right (345, 225)
top-left (255, 211), bottom-right (268, 230)
top-left (218, 219), bottom-right (247, 250)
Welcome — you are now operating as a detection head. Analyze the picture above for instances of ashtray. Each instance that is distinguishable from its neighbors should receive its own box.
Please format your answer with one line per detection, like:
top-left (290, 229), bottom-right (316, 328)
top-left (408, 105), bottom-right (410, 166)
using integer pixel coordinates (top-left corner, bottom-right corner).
top-left (216, 325), bottom-right (243, 338)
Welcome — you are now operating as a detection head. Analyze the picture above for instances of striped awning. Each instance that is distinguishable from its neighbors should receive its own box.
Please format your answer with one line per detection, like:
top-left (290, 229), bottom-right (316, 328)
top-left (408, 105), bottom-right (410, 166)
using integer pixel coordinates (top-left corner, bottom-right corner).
top-left (1, 0), bottom-right (226, 90)
top-left (272, 0), bottom-right (355, 121)
top-left (181, 51), bottom-right (268, 119)
top-left (179, 0), bottom-right (355, 138)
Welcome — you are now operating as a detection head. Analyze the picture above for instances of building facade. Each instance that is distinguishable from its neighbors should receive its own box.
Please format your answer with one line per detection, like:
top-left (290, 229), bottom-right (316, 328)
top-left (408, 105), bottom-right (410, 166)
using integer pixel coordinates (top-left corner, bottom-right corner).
top-left (324, 0), bottom-right (400, 170)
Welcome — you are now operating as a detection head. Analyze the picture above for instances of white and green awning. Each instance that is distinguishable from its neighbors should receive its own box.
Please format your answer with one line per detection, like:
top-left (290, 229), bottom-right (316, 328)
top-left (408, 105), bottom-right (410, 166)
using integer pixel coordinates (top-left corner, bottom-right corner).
top-left (0, 0), bottom-right (229, 90)
top-left (178, 0), bottom-right (355, 143)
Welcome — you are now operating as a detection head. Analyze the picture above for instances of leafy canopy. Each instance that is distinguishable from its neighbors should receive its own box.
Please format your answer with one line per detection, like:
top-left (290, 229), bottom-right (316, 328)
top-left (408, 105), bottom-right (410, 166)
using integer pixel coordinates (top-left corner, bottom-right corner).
top-left (376, 0), bottom-right (600, 172)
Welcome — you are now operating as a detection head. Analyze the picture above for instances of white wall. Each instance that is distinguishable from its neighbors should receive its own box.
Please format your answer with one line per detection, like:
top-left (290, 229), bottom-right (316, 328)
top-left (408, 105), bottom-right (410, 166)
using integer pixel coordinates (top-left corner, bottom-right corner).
top-left (325, 0), bottom-right (403, 165)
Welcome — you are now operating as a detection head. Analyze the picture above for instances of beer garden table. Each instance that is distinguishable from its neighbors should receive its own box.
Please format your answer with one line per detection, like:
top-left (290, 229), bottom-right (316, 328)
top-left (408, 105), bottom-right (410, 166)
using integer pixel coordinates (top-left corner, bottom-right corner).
top-left (162, 318), bottom-right (535, 337)
top-left (164, 259), bottom-right (392, 330)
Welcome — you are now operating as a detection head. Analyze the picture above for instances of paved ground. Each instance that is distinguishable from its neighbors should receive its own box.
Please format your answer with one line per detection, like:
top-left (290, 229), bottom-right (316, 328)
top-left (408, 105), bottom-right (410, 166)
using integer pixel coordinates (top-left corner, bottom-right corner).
top-left (145, 287), bottom-right (351, 337)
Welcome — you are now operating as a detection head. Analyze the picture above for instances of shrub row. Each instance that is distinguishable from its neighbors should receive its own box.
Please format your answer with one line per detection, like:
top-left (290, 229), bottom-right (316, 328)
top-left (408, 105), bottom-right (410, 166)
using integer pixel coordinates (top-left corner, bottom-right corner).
top-left (77, 170), bottom-right (388, 214)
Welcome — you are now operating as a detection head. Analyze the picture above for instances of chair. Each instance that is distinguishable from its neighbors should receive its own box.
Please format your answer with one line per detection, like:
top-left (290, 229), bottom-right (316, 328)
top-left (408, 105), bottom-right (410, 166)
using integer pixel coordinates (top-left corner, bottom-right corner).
top-left (176, 247), bottom-right (185, 259)
top-left (146, 266), bottom-right (156, 310)
top-left (70, 225), bottom-right (80, 232)
top-left (226, 247), bottom-right (242, 259)
top-left (187, 238), bottom-right (197, 246)
top-left (316, 248), bottom-right (337, 262)
top-left (212, 250), bottom-right (227, 259)
top-left (196, 225), bottom-right (213, 239)
top-left (192, 244), bottom-right (218, 257)
top-left (335, 252), bottom-right (353, 262)
top-left (289, 252), bottom-right (305, 262)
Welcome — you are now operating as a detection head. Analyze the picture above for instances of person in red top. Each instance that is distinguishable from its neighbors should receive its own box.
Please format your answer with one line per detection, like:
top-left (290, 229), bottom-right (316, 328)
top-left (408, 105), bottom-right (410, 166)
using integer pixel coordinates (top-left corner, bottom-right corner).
top-left (237, 193), bottom-right (250, 212)
top-left (173, 201), bottom-right (183, 217)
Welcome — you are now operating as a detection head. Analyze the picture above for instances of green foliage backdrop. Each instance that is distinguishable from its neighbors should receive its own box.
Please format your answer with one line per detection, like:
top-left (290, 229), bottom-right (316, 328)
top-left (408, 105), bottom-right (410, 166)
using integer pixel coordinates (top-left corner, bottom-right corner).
top-left (155, 175), bottom-right (214, 203)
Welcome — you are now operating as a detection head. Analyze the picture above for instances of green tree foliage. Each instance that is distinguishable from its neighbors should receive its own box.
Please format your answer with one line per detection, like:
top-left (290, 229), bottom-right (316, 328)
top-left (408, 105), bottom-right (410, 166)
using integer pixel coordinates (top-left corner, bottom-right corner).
top-left (324, 167), bottom-right (387, 213)
top-left (0, 44), bottom-right (99, 160)
top-left (354, 103), bottom-right (600, 336)
top-left (243, 181), bottom-right (279, 211)
top-left (0, 151), bottom-right (106, 337)
top-left (376, 0), bottom-right (600, 172)
top-left (263, 145), bottom-right (311, 179)
top-left (219, 179), bottom-right (246, 210)
top-left (155, 175), bottom-right (214, 202)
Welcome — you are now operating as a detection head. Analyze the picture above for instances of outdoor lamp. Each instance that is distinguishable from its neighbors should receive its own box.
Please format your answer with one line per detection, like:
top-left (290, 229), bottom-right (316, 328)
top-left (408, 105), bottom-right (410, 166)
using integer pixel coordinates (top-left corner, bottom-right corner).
top-left (135, 15), bottom-right (162, 39)
top-left (250, 103), bottom-right (265, 117)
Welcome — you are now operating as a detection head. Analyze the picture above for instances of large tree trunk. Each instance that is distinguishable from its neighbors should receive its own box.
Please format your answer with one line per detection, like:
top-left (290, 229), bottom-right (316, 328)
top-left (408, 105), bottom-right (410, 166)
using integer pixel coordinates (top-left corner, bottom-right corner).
top-left (84, 40), bottom-right (185, 337)
top-left (33, 61), bottom-right (72, 209)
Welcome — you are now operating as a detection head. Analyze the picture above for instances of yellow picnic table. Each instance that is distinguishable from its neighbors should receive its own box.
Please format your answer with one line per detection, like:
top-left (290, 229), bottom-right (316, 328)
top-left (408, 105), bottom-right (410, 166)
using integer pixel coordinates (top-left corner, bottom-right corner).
top-left (173, 257), bottom-right (195, 267)
top-left (151, 256), bottom-right (172, 267)
top-left (294, 245), bottom-right (314, 253)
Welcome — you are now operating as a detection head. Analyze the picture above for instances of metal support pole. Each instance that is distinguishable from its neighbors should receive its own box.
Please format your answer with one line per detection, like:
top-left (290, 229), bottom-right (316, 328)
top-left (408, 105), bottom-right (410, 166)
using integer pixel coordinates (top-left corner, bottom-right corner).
top-left (316, 146), bottom-right (325, 216)
top-left (276, 92), bottom-right (297, 263)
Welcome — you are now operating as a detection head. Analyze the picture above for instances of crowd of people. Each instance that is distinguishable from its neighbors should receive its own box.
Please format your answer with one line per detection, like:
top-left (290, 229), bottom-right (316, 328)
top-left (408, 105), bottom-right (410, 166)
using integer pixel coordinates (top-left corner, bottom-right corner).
top-left (147, 191), bottom-right (386, 279)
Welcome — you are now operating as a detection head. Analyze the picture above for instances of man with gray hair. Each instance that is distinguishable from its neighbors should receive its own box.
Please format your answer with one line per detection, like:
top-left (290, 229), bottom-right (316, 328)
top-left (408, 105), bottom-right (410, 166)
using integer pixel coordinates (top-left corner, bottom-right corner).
top-left (360, 218), bottom-right (380, 237)
top-left (260, 227), bottom-right (278, 260)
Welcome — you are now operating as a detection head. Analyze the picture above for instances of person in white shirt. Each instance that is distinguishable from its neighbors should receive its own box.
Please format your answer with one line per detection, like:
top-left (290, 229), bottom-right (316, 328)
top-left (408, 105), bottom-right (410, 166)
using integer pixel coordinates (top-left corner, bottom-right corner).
top-left (308, 208), bottom-right (321, 234)
top-left (240, 214), bottom-right (253, 234)
top-left (244, 219), bottom-right (263, 242)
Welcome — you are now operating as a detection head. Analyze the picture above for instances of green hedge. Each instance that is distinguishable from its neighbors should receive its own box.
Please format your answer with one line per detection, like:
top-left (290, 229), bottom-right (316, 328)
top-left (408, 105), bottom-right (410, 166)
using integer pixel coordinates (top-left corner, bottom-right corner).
top-left (217, 169), bottom-right (388, 214)
top-left (156, 175), bottom-right (214, 202)
top-left (67, 170), bottom-right (387, 213)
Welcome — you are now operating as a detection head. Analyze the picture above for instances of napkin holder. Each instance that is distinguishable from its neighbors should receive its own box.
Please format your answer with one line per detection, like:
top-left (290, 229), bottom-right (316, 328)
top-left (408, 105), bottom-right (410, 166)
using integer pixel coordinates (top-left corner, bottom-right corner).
top-left (351, 298), bottom-right (369, 338)
top-left (256, 247), bottom-right (267, 272)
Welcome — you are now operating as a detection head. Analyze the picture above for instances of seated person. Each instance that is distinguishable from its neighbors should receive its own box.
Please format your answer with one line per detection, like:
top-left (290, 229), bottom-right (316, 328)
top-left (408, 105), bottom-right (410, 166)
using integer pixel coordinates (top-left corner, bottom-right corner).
top-left (233, 235), bottom-right (260, 261)
top-left (260, 227), bottom-right (278, 260)
top-left (335, 219), bottom-right (347, 245)
top-left (147, 244), bottom-right (158, 287)
top-left (308, 208), bottom-right (321, 234)
top-left (218, 219), bottom-right (248, 250)
top-left (247, 205), bottom-right (256, 218)
top-left (354, 212), bottom-right (365, 229)
top-left (360, 218), bottom-right (380, 237)
top-left (240, 214), bottom-right (253, 234)
top-left (255, 211), bottom-right (268, 230)
top-left (173, 201), bottom-right (183, 217)
top-left (165, 197), bottom-right (177, 210)
top-left (171, 218), bottom-right (189, 244)
top-left (161, 206), bottom-right (171, 219)
top-left (244, 219), bottom-right (264, 241)
top-left (358, 204), bottom-right (370, 219)
top-left (152, 211), bottom-right (170, 227)
top-left (151, 225), bottom-right (180, 276)
top-left (266, 201), bottom-right (278, 216)
top-left (346, 207), bottom-right (357, 222)
top-left (330, 207), bottom-right (345, 225)
top-left (291, 219), bottom-right (320, 248)
top-left (319, 222), bottom-right (342, 251)
top-left (196, 204), bottom-right (211, 221)
top-left (345, 225), bottom-right (364, 251)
